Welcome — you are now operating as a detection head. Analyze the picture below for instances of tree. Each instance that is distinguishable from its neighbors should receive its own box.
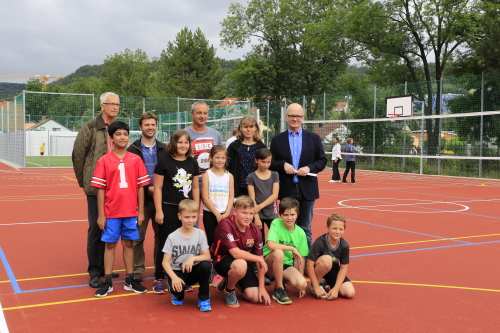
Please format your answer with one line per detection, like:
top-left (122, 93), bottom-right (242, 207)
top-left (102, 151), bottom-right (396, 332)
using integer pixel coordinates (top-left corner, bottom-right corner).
top-left (220, 0), bottom-right (357, 133)
top-left (158, 27), bottom-right (225, 99)
top-left (68, 77), bottom-right (104, 94)
top-left (101, 48), bottom-right (152, 97)
top-left (26, 78), bottom-right (43, 92)
top-left (447, 73), bottom-right (500, 145)
top-left (331, 0), bottom-right (481, 157)
top-left (467, 0), bottom-right (500, 72)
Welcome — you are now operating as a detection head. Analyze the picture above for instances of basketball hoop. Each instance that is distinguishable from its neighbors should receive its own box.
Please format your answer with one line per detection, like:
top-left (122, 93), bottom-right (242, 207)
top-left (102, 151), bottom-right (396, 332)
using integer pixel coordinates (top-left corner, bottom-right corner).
top-left (388, 114), bottom-right (400, 122)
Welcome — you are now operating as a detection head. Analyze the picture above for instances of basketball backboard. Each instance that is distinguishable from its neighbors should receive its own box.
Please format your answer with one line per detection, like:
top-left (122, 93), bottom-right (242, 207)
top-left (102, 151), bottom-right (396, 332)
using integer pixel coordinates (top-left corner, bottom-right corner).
top-left (386, 95), bottom-right (414, 117)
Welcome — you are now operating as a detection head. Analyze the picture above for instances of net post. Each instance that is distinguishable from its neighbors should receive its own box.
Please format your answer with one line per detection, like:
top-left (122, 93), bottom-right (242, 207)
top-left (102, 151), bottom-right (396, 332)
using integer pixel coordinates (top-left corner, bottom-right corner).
top-left (479, 73), bottom-right (484, 178)
top-left (420, 103), bottom-right (424, 175)
top-left (177, 97), bottom-right (180, 130)
top-left (47, 129), bottom-right (50, 167)
top-left (266, 99), bottom-right (270, 145)
top-left (372, 85), bottom-right (376, 169)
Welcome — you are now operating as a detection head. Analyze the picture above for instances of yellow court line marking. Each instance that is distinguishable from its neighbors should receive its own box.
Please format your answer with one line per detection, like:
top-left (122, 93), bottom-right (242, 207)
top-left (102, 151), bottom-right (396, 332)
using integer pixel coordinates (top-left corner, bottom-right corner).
top-left (351, 233), bottom-right (500, 250)
top-left (2, 234), bottom-right (499, 284)
top-left (3, 290), bottom-right (156, 311)
top-left (0, 198), bottom-right (84, 203)
top-left (353, 281), bottom-right (500, 293)
top-left (62, 176), bottom-right (76, 181)
top-left (0, 193), bottom-right (82, 199)
top-left (3, 281), bottom-right (499, 311)
top-left (0, 184), bottom-right (76, 189)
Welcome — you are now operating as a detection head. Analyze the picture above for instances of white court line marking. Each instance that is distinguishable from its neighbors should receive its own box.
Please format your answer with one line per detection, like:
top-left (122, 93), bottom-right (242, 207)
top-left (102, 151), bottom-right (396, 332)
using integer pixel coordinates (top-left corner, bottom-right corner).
top-left (337, 198), bottom-right (469, 213)
top-left (316, 198), bottom-right (500, 208)
top-left (0, 219), bottom-right (86, 226)
top-left (0, 301), bottom-right (10, 333)
top-left (24, 162), bottom-right (43, 168)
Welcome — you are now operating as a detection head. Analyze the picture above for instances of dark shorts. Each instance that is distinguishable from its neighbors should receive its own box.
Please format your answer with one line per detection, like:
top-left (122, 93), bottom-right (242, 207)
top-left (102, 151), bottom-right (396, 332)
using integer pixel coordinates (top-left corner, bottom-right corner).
top-left (323, 264), bottom-right (350, 287)
top-left (265, 263), bottom-right (293, 281)
top-left (40, 152), bottom-right (44, 156)
top-left (214, 255), bottom-right (259, 291)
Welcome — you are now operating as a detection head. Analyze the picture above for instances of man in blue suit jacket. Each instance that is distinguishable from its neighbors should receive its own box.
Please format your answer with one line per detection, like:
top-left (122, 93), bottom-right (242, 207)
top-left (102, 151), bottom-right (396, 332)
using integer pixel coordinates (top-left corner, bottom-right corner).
top-left (270, 103), bottom-right (327, 247)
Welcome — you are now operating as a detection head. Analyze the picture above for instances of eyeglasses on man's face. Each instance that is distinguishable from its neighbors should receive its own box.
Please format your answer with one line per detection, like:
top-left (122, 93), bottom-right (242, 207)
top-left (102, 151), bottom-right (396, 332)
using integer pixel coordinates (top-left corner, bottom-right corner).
top-left (103, 103), bottom-right (120, 108)
top-left (286, 114), bottom-right (303, 119)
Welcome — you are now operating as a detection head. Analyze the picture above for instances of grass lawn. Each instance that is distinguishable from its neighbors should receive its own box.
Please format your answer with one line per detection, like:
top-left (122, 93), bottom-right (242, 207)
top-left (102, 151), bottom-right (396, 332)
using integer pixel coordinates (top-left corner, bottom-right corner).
top-left (26, 156), bottom-right (73, 168)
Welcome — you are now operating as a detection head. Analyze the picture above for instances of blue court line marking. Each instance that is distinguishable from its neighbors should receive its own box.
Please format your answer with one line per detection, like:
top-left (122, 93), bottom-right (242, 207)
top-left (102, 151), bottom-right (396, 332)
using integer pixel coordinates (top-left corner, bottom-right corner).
top-left (319, 191), bottom-right (500, 221)
top-left (315, 212), bottom-right (471, 244)
top-left (15, 278), bottom-right (155, 294)
top-left (0, 247), bottom-right (21, 293)
top-left (351, 240), bottom-right (500, 258)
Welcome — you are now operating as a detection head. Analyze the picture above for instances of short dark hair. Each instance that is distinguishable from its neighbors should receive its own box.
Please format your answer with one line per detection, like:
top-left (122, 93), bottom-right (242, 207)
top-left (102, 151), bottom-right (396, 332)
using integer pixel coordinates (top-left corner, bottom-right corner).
top-left (327, 213), bottom-right (346, 228)
top-left (139, 111), bottom-right (157, 126)
top-left (255, 148), bottom-right (272, 160)
top-left (108, 121), bottom-right (129, 138)
top-left (279, 197), bottom-right (300, 215)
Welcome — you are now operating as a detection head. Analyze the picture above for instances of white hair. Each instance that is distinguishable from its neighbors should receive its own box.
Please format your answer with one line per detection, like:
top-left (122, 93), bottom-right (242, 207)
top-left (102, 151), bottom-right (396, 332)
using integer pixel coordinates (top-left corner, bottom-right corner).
top-left (191, 101), bottom-right (208, 113)
top-left (100, 92), bottom-right (119, 104)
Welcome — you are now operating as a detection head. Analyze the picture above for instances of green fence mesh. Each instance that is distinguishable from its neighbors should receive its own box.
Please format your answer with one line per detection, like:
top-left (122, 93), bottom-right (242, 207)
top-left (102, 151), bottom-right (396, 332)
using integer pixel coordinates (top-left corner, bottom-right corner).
top-left (1, 72), bottom-right (499, 177)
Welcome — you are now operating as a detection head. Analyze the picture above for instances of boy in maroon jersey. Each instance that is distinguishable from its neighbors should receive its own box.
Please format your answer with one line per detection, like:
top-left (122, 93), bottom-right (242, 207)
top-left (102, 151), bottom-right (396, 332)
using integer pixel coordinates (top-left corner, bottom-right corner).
top-left (91, 121), bottom-right (151, 297)
top-left (211, 195), bottom-right (271, 307)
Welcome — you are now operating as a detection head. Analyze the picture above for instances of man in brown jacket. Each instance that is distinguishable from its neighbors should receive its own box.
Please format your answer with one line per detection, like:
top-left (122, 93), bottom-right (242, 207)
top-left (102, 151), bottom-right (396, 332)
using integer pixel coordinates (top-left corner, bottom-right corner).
top-left (72, 92), bottom-right (121, 288)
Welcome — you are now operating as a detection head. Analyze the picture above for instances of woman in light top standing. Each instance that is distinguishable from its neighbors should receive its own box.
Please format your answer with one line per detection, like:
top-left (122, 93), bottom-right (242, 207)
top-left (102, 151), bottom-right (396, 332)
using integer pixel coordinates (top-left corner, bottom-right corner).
top-left (329, 137), bottom-right (342, 183)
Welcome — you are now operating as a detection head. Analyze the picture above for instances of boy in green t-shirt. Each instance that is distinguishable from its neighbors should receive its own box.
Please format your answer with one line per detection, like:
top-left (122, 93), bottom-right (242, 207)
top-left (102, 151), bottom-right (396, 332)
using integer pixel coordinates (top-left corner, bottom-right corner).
top-left (263, 197), bottom-right (308, 305)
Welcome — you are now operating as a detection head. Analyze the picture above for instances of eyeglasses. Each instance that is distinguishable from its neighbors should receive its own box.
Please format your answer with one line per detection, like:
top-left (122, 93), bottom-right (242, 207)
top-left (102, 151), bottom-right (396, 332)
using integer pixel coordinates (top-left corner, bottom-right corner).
top-left (103, 103), bottom-right (120, 108)
top-left (287, 114), bottom-right (303, 119)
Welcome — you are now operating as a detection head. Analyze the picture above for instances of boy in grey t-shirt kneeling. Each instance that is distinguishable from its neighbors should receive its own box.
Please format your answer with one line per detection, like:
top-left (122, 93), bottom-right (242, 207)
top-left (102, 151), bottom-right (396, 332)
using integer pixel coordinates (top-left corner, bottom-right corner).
top-left (162, 199), bottom-right (213, 311)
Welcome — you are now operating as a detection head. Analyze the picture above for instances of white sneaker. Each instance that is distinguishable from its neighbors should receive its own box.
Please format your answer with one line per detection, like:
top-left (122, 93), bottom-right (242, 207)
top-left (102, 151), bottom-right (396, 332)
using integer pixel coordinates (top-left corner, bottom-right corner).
top-left (308, 284), bottom-right (328, 299)
top-left (328, 180), bottom-right (335, 183)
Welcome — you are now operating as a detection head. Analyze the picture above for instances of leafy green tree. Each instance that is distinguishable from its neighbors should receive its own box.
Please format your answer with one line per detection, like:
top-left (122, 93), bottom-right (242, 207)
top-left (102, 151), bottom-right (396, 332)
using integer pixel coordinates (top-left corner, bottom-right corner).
top-left (101, 48), bottom-right (152, 97)
top-left (67, 77), bottom-right (104, 94)
top-left (468, 0), bottom-right (500, 72)
top-left (158, 27), bottom-right (225, 99)
top-left (447, 72), bottom-right (500, 144)
top-left (26, 78), bottom-right (44, 92)
top-left (46, 83), bottom-right (66, 93)
top-left (221, 0), bottom-right (356, 132)
top-left (332, 0), bottom-right (481, 157)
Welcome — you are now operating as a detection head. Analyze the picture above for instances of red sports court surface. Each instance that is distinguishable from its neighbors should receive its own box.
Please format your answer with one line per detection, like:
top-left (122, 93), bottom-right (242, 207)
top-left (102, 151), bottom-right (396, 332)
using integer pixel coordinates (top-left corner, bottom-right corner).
top-left (1, 165), bottom-right (499, 332)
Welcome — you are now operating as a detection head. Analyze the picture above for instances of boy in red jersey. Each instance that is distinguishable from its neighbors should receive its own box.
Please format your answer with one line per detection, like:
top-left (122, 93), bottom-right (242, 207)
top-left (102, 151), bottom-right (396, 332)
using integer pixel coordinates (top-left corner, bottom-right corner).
top-left (91, 121), bottom-right (151, 297)
top-left (211, 195), bottom-right (271, 307)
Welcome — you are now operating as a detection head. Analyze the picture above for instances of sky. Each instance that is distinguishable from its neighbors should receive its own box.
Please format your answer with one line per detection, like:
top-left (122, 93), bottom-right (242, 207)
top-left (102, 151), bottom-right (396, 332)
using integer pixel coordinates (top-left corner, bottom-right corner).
top-left (0, 0), bottom-right (251, 84)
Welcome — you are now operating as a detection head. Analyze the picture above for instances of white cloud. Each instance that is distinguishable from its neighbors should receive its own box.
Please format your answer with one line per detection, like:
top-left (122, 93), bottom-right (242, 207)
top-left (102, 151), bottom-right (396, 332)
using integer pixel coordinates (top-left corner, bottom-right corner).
top-left (0, 0), bottom-right (251, 84)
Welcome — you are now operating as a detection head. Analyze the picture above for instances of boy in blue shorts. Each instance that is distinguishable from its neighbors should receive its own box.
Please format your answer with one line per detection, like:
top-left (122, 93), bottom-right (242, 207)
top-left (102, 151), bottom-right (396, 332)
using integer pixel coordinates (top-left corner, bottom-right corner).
top-left (91, 121), bottom-right (151, 297)
top-left (162, 199), bottom-right (212, 311)
top-left (263, 197), bottom-right (308, 305)
top-left (307, 213), bottom-right (355, 300)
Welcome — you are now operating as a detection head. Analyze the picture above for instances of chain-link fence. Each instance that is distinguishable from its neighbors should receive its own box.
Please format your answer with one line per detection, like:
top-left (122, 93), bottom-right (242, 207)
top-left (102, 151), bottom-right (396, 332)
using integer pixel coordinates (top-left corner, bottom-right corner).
top-left (1, 72), bottom-right (499, 177)
top-left (0, 93), bottom-right (252, 168)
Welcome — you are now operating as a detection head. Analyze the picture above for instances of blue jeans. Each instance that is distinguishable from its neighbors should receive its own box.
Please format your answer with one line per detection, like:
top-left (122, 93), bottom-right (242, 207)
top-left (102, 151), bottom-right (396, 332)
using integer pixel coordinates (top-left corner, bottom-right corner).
top-left (289, 187), bottom-right (315, 248)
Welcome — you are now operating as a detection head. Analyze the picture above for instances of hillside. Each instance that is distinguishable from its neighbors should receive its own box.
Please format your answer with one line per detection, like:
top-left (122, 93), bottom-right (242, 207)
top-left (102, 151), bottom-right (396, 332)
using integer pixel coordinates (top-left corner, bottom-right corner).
top-left (0, 82), bottom-right (26, 100)
top-left (55, 64), bottom-right (105, 87)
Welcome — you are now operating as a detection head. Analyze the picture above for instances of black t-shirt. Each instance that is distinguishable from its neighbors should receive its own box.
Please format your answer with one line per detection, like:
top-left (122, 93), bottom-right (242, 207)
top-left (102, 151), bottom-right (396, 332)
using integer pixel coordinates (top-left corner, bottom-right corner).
top-left (308, 234), bottom-right (350, 266)
top-left (154, 155), bottom-right (200, 204)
